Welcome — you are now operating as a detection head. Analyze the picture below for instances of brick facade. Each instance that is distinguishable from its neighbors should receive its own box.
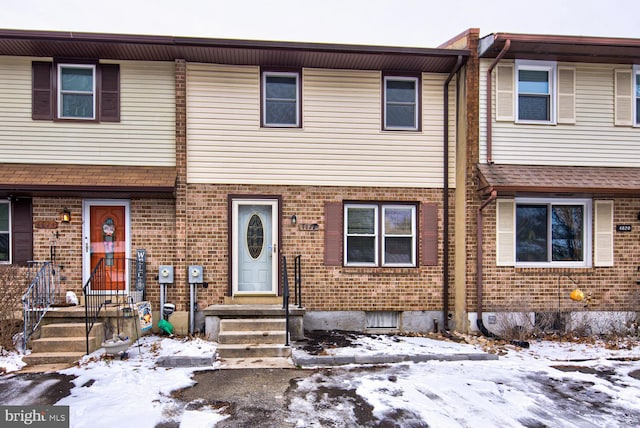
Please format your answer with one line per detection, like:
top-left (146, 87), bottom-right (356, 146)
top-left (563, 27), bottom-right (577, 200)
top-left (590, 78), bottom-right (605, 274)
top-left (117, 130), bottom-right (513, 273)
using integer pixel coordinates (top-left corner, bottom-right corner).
top-left (31, 197), bottom-right (176, 303)
top-left (179, 184), bottom-right (454, 313)
top-left (475, 198), bottom-right (640, 313)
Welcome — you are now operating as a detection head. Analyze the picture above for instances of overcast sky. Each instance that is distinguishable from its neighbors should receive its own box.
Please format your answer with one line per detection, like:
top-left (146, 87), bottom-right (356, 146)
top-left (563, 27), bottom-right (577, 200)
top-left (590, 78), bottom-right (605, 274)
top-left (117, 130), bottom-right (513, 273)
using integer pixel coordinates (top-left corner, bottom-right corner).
top-left (1, 0), bottom-right (638, 47)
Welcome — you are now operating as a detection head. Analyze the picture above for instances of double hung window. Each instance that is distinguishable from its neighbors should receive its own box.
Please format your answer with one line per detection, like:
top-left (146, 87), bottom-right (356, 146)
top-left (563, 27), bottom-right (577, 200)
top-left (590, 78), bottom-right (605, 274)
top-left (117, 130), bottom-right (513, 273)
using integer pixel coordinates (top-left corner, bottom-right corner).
top-left (0, 202), bottom-right (9, 263)
top-left (634, 65), bottom-right (640, 125)
top-left (32, 61), bottom-right (119, 122)
top-left (383, 76), bottom-right (419, 130)
top-left (344, 203), bottom-right (416, 267)
top-left (58, 64), bottom-right (96, 120)
top-left (516, 60), bottom-right (556, 123)
top-left (515, 198), bottom-right (590, 267)
top-left (262, 71), bottom-right (300, 127)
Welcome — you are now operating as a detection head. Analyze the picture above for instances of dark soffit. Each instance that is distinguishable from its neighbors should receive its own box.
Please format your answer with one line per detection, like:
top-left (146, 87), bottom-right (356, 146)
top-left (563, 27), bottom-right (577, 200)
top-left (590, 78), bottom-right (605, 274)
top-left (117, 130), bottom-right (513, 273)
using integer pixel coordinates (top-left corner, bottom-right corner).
top-left (0, 29), bottom-right (469, 73)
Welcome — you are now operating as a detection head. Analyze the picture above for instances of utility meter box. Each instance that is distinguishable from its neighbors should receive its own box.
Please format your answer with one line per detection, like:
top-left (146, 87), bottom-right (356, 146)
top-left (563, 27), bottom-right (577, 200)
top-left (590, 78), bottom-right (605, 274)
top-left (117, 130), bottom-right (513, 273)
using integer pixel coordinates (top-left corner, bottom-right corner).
top-left (158, 265), bottom-right (174, 284)
top-left (188, 265), bottom-right (204, 284)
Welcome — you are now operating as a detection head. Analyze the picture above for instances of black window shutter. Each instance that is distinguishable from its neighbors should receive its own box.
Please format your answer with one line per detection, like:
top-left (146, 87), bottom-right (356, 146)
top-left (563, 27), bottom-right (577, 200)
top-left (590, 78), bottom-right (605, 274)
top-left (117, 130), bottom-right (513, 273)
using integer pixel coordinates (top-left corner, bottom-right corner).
top-left (12, 198), bottom-right (33, 265)
top-left (421, 203), bottom-right (438, 266)
top-left (324, 202), bottom-right (342, 266)
top-left (99, 64), bottom-right (120, 122)
top-left (32, 62), bottom-right (53, 120)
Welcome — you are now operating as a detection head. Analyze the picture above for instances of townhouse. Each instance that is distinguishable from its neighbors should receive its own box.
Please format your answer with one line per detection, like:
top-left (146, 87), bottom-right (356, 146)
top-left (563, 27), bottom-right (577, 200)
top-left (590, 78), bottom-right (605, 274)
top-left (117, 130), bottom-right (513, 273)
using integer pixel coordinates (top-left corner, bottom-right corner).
top-left (467, 33), bottom-right (640, 334)
top-left (0, 29), bottom-right (471, 338)
top-left (2, 28), bottom-right (638, 344)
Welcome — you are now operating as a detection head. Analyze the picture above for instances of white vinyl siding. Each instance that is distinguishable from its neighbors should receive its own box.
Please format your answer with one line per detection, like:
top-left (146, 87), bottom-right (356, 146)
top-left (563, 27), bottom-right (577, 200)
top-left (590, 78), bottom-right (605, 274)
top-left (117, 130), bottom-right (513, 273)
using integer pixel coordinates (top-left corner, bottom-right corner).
top-left (0, 57), bottom-right (175, 166)
top-left (594, 200), bottom-right (614, 267)
top-left (480, 60), bottom-right (640, 167)
top-left (186, 64), bottom-right (456, 188)
top-left (496, 199), bottom-right (515, 266)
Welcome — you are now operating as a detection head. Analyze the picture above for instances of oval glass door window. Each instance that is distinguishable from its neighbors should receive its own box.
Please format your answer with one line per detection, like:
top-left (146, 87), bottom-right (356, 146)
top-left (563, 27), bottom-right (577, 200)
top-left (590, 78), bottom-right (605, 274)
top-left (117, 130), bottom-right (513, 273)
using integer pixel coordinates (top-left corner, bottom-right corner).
top-left (247, 214), bottom-right (264, 259)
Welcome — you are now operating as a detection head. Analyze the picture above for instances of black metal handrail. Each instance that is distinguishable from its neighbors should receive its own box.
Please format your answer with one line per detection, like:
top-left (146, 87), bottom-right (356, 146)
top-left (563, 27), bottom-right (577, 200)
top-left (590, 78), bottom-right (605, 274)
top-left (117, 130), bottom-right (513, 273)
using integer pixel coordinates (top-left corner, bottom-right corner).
top-left (22, 261), bottom-right (59, 352)
top-left (294, 255), bottom-right (302, 308)
top-left (282, 256), bottom-right (290, 346)
top-left (83, 257), bottom-right (143, 354)
top-left (282, 255), bottom-right (303, 346)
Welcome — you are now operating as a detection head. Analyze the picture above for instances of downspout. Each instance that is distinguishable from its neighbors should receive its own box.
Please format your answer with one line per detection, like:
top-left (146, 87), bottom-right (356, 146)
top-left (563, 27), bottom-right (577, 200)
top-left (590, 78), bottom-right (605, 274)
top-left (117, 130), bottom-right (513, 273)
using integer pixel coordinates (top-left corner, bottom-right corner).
top-left (476, 189), bottom-right (497, 337)
top-left (485, 39), bottom-right (510, 164)
top-left (477, 189), bottom-right (529, 347)
top-left (442, 55), bottom-right (464, 331)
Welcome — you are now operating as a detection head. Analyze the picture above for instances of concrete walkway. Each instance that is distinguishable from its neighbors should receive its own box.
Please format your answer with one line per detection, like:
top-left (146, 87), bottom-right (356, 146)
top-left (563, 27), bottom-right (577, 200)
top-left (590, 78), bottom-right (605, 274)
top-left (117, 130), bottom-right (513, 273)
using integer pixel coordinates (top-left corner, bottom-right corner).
top-left (154, 346), bottom-right (498, 369)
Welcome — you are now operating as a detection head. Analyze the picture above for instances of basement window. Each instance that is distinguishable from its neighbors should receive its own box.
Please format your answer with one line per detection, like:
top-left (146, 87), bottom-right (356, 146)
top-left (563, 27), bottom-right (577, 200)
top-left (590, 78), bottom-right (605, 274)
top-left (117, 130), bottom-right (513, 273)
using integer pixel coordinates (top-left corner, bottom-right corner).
top-left (366, 311), bottom-right (398, 329)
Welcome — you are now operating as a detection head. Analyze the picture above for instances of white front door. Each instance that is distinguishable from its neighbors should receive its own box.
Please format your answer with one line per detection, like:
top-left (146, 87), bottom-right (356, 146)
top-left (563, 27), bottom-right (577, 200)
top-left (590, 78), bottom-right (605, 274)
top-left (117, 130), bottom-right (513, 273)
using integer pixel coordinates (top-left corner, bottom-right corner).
top-left (232, 199), bottom-right (278, 295)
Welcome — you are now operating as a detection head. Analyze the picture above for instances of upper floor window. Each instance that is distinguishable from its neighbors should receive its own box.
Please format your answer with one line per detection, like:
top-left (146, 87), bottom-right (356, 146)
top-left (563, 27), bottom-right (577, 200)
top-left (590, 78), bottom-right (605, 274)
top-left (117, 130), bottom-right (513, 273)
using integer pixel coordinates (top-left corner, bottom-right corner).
top-left (383, 75), bottom-right (420, 131)
top-left (0, 202), bottom-right (9, 263)
top-left (262, 71), bottom-right (300, 127)
top-left (344, 203), bottom-right (416, 267)
top-left (634, 65), bottom-right (640, 125)
top-left (58, 64), bottom-right (96, 120)
top-left (32, 61), bottom-right (120, 122)
top-left (516, 60), bottom-right (556, 123)
top-left (515, 198), bottom-right (591, 267)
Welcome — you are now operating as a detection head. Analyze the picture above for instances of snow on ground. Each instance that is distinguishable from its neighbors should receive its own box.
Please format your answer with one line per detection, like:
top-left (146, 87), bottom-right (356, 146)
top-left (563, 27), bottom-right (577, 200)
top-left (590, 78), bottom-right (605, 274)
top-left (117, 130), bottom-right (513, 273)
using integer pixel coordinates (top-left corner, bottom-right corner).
top-left (2, 333), bottom-right (640, 427)
top-left (54, 336), bottom-right (227, 428)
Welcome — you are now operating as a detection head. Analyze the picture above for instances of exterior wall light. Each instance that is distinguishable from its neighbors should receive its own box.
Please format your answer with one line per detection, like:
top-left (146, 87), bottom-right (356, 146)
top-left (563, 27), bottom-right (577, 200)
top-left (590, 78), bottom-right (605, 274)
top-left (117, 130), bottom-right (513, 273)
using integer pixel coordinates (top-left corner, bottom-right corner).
top-left (291, 214), bottom-right (297, 225)
top-left (60, 209), bottom-right (71, 224)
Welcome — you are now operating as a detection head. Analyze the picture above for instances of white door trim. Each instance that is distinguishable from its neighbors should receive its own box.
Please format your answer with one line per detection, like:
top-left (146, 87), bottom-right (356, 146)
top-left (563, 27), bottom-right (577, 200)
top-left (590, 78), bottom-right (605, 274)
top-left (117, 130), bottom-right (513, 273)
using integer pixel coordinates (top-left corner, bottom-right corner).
top-left (82, 199), bottom-right (131, 291)
top-left (231, 198), bottom-right (279, 295)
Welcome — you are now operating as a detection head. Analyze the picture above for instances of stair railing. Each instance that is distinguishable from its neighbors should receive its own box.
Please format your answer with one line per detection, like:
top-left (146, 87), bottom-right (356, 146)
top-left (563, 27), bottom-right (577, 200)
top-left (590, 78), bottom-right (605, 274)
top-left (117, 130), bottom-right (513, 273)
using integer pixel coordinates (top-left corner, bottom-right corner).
top-left (83, 257), bottom-right (141, 354)
top-left (294, 255), bottom-right (302, 308)
top-left (282, 256), bottom-right (290, 346)
top-left (282, 255), bottom-right (303, 347)
top-left (22, 261), bottom-right (59, 352)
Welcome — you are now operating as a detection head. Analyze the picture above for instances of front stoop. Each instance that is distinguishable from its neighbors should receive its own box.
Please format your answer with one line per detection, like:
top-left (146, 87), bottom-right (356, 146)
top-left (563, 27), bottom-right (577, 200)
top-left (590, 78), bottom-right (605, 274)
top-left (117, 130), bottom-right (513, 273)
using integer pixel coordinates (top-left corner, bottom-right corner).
top-left (216, 318), bottom-right (292, 359)
top-left (22, 322), bottom-right (102, 366)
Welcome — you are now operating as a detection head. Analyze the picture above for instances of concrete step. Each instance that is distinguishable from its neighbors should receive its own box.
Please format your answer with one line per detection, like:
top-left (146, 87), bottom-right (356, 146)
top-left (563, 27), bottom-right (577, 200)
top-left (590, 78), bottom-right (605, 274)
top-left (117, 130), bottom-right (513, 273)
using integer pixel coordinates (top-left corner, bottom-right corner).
top-left (220, 318), bottom-right (286, 332)
top-left (22, 351), bottom-right (86, 366)
top-left (41, 322), bottom-right (101, 338)
top-left (218, 330), bottom-right (287, 345)
top-left (31, 335), bottom-right (101, 353)
top-left (223, 296), bottom-right (282, 305)
top-left (216, 344), bottom-right (292, 358)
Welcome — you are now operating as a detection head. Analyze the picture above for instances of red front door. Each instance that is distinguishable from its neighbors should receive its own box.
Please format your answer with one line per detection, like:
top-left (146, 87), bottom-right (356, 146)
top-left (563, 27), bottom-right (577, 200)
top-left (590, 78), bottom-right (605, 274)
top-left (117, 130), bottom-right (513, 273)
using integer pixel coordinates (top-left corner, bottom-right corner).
top-left (89, 205), bottom-right (127, 291)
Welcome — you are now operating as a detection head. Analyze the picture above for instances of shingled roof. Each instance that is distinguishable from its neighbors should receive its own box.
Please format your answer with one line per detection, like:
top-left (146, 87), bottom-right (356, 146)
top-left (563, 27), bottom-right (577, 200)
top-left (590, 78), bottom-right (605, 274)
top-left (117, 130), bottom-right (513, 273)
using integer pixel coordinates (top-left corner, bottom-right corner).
top-left (478, 164), bottom-right (640, 196)
top-left (0, 163), bottom-right (175, 198)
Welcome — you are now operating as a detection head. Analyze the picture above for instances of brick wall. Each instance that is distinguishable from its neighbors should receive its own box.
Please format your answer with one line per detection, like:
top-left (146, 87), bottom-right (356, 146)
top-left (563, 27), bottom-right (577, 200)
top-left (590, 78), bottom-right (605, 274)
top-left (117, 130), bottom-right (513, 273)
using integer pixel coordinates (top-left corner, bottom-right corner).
top-left (31, 197), bottom-right (176, 302)
top-left (475, 198), bottom-right (640, 313)
top-left (179, 184), bottom-right (454, 313)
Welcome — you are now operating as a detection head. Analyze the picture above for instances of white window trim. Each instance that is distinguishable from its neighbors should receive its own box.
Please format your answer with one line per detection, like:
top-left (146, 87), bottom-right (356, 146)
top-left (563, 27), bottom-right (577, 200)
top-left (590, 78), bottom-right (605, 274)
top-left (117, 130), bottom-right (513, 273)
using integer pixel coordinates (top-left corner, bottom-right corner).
top-left (515, 197), bottom-right (592, 268)
top-left (344, 204), bottom-right (378, 267)
top-left (383, 76), bottom-right (419, 131)
top-left (633, 65), bottom-right (640, 127)
top-left (381, 205), bottom-right (416, 267)
top-left (57, 63), bottom-right (96, 120)
top-left (262, 71), bottom-right (300, 127)
top-left (515, 60), bottom-right (557, 125)
top-left (0, 200), bottom-right (11, 264)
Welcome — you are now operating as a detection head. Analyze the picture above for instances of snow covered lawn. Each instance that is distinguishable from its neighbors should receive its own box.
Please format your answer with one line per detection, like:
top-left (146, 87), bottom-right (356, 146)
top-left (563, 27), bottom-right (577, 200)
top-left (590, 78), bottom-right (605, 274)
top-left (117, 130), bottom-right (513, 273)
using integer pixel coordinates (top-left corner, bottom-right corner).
top-left (1, 333), bottom-right (640, 427)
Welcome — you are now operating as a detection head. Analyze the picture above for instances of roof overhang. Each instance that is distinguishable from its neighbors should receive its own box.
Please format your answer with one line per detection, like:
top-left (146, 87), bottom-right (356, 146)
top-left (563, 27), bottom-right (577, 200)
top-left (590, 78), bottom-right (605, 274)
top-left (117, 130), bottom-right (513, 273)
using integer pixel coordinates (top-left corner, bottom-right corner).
top-left (0, 29), bottom-right (469, 73)
top-left (478, 32), bottom-right (640, 64)
top-left (0, 163), bottom-right (176, 198)
top-left (478, 164), bottom-right (640, 197)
